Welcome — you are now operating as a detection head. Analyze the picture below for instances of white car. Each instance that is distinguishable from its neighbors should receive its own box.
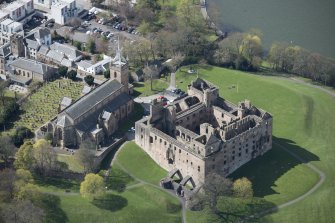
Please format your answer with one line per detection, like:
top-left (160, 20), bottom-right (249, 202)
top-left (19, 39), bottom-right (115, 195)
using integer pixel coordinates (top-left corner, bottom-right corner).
top-left (86, 30), bottom-right (91, 35)
top-left (107, 33), bottom-right (114, 38)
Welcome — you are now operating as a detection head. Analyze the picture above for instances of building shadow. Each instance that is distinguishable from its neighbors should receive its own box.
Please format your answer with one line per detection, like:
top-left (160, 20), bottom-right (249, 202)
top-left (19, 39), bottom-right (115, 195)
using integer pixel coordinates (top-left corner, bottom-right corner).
top-left (229, 136), bottom-right (320, 197)
top-left (92, 194), bottom-right (128, 212)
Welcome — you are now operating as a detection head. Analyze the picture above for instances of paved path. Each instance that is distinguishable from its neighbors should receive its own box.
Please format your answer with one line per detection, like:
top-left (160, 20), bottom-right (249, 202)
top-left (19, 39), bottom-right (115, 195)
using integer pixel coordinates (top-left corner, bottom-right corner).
top-left (238, 141), bottom-right (326, 222)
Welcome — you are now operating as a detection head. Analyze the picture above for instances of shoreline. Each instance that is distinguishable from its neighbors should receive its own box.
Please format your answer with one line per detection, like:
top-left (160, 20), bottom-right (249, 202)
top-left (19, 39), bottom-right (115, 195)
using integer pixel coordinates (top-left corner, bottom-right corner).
top-left (199, 0), bottom-right (224, 36)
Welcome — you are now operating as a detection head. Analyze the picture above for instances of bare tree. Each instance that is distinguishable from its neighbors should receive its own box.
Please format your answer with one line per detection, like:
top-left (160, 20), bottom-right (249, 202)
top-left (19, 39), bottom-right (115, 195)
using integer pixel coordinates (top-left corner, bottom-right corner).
top-left (75, 139), bottom-right (96, 173)
top-left (0, 135), bottom-right (16, 168)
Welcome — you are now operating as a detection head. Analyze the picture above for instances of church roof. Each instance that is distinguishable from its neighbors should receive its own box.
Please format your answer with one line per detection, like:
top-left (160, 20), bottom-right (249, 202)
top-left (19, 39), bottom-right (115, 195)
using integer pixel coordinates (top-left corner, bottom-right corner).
top-left (64, 79), bottom-right (123, 121)
top-left (75, 92), bottom-right (131, 132)
top-left (56, 115), bottom-right (72, 127)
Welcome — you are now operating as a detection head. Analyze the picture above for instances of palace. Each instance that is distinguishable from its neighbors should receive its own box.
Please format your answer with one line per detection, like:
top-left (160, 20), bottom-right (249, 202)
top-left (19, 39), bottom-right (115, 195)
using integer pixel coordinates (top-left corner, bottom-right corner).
top-left (135, 78), bottom-right (272, 185)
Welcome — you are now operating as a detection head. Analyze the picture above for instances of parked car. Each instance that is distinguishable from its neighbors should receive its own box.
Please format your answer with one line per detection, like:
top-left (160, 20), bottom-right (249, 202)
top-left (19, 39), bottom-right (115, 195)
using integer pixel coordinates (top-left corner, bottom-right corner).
top-left (107, 33), bottom-right (114, 38)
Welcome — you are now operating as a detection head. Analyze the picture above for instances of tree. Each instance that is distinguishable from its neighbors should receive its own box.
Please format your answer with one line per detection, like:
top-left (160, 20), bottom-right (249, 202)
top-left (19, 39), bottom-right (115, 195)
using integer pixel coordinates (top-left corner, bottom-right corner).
top-left (103, 70), bottom-right (110, 79)
top-left (95, 37), bottom-right (109, 54)
top-left (0, 80), bottom-right (6, 106)
top-left (201, 173), bottom-right (232, 213)
top-left (80, 173), bottom-right (105, 199)
top-left (233, 177), bottom-right (253, 198)
top-left (87, 38), bottom-right (96, 54)
top-left (58, 66), bottom-right (68, 77)
top-left (33, 139), bottom-right (57, 175)
top-left (137, 21), bottom-right (151, 36)
top-left (0, 169), bottom-right (16, 202)
top-left (11, 126), bottom-right (33, 147)
top-left (0, 135), bottom-right (16, 167)
top-left (74, 41), bottom-right (82, 50)
top-left (75, 140), bottom-right (96, 173)
top-left (14, 141), bottom-right (35, 170)
top-left (66, 70), bottom-right (77, 80)
top-left (1, 200), bottom-right (45, 223)
top-left (66, 17), bottom-right (82, 27)
top-left (84, 75), bottom-right (95, 86)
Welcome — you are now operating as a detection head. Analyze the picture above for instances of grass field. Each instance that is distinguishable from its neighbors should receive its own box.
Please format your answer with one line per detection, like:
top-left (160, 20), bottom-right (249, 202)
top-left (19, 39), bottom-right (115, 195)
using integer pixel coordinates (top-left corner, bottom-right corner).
top-left (57, 154), bottom-right (84, 173)
top-left (12, 79), bottom-right (83, 130)
top-left (175, 65), bottom-right (335, 222)
top-left (133, 79), bottom-right (169, 97)
top-left (34, 141), bottom-right (182, 223)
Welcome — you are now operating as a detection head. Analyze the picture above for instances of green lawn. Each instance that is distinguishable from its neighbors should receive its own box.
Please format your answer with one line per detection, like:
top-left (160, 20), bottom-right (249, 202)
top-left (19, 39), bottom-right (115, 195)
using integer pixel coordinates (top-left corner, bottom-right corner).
top-left (175, 65), bottom-right (335, 222)
top-left (12, 79), bottom-right (83, 131)
top-left (116, 142), bottom-right (168, 185)
top-left (133, 79), bottom-right (169, 97)
top-left (57, 154), bottom-right (84, 173)
top-left (34, 141), bottom-right (182, 223)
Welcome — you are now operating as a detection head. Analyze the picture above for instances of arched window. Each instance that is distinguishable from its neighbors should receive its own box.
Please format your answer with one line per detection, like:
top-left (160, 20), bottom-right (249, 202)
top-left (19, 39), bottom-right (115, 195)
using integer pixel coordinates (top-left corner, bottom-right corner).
top-left (114, 71), bottom-right (117, 78)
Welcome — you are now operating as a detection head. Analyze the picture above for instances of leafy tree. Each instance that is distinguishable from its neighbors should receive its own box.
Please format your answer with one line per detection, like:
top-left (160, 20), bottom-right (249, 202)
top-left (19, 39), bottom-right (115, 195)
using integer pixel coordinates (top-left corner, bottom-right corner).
top-left (33, 139), bottom-right (57, 176)
top-left (87, 38), bottom-right (96, 54)
top-left (75, 140), bottom-right (96, 173)
top-left (84, 75), bottom-right (95, 86)
top-left (15, 183), bottom-right (41, 201)
top-left (67, 70), bottom-right (77, 80)
top-left (58, 66), bottom-right (68, 77)
top-left (233, 177), bottom-right (253, 198)
top-left (0, 135), bottom-right (16, 167)
top-left (12, 126), bottom-right (33, 147)
top-left (14, 141), bottom-right (35, 170)
top-left (0, 80), bottom-right (6, 106)
top-left (80, 173), bottom-right (105, 199)
top-left (104, 70), bottom-right (110, 79)
top-left (137, 21), bottom-right (151, 36)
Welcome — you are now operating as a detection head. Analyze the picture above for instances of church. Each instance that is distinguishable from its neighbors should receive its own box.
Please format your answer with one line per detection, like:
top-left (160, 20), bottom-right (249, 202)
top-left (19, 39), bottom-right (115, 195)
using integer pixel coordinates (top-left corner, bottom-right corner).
top-left (39, 44), bottom-right (134, 148)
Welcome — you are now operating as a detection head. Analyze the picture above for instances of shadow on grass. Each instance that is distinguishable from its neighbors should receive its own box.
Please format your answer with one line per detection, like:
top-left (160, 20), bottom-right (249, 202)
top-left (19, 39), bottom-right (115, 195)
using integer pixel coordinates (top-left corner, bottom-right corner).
top-left (37, 194), bottom-right (68, 223)
top-left (230, 136), bottom-right (320, 197)
top-left (34, 175), bottom-right (80, 192)
top-left (92, 194), bottom-right (128, 212)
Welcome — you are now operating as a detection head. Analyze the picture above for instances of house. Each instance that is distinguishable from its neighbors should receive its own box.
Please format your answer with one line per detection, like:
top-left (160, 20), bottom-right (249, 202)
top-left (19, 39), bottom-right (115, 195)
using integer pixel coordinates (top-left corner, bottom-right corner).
top-left (0, 0), bottom-right (35, 23)
top-left (37, 42), bottom-right (82, 67)
top-left (77, 54), bottom-right (112, 77)
top-left (0, 18), bottom-right (24, 45)
top-left (8, 57), bottom-right (57, 83)
top-left (34, 0), bottom-right (78, 25)
top-left (24, 28), bottom-right (51, 59)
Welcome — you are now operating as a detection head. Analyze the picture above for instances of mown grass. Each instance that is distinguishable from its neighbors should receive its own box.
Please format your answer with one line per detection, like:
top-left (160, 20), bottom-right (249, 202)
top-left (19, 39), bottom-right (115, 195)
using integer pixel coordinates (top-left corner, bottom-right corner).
top-left (175, 65), bottom-right (335, 222)
top-left (57, 154), bottom-right (84, 173)
top-left (116, 141), bottom-right (168, 185)
top-left (133, 79), bottom-right (169, 97)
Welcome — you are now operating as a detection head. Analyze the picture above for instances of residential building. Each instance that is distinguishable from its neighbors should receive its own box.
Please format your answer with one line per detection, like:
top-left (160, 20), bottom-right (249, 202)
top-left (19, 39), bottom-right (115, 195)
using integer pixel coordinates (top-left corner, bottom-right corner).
top-left (77, 55), bottom-right (112, 76)
top-left (0, 18), bottom-right (24, 45)
top-left (24, 28), bottom-right (51, 59)
top-left (8, 57), bottom-right (56, 82)
top-left (0, 0), bottom-right (34, 23)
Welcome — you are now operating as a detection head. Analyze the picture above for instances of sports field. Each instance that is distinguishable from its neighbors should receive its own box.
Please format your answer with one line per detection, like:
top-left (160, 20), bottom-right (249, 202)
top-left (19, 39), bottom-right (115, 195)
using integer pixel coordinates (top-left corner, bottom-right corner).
top-left (175, 65), bottom-right (335, 222)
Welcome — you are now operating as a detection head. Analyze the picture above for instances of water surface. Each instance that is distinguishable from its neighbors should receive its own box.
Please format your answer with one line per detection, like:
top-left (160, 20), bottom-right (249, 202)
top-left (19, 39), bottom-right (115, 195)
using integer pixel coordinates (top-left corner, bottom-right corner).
top-left (209, 0), bottom-right (335, 58)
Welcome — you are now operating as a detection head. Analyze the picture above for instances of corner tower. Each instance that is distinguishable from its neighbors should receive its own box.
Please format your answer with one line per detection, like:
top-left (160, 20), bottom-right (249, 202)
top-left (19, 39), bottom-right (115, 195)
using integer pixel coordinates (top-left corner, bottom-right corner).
top-left (110, 37), bottom-right (129, 92)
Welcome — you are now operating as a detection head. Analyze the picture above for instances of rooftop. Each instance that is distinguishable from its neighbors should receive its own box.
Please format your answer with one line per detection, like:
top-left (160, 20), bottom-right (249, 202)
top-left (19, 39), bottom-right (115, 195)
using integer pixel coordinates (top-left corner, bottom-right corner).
top-left (9, 58), bottom-right (50, 75)
top-left (64, 79), bottom-right (123, 121)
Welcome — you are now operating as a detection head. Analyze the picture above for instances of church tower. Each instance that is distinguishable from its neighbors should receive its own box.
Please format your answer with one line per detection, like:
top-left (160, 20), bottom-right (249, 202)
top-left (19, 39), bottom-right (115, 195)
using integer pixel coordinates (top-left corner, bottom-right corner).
top-left (110, 37), bottom-right (129, 92)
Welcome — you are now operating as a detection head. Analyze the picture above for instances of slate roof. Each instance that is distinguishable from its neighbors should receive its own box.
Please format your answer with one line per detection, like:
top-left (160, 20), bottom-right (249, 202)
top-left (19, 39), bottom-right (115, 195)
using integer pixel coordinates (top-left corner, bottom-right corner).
top-left (77, 60), bottom-right (92, 69)
top-left (50, 42), bottom-right (81, 61)
top-left (60, 58), bottom-right (72, 67)
top-left (60, 97), bottom-right (72, 107)
top-left (46, 50), bottom-right (63, 63)
top-left (25, 39), bottom-right (40, 50)
top-left (38, 45), bottom-right (49, 56)
top-left (56, 115), bottom-right (73, 127)
top-left (34, 28), bottom-right (50, 39)
top-left (75, 92), bottom-right (131, 132)
top-left (206, 134), bottom-right (220, 146)
top-left (9, 58), bottom-right (49, 75)
top-left (64, 79), bottom-right (123, 121)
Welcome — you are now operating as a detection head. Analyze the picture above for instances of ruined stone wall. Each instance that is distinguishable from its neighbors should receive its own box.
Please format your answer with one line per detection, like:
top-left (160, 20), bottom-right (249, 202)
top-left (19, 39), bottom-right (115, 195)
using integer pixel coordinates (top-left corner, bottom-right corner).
top-left (207, 117), bottom-right (272, 177)
top-left (135, 121), bottom-right (206, 184)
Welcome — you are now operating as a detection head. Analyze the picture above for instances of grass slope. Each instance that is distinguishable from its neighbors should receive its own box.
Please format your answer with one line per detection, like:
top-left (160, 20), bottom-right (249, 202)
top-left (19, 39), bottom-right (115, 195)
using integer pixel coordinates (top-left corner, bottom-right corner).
top-left (175, 65), bottom-right (335, 223)
top-left (35, 141), bottom-right (181, 223)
